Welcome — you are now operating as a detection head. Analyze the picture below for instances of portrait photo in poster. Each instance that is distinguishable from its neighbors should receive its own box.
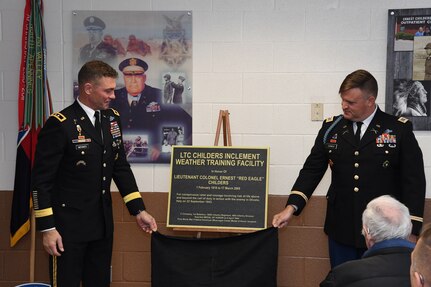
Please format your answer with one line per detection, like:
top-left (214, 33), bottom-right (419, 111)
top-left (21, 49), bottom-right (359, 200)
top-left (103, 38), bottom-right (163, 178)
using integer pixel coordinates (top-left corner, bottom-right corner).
top-left (72, 11), bottom-right (193, 163)
top-left (393, 80), bottom-right (429, 117)
top-left (413, 36), bottom-right (431, 81)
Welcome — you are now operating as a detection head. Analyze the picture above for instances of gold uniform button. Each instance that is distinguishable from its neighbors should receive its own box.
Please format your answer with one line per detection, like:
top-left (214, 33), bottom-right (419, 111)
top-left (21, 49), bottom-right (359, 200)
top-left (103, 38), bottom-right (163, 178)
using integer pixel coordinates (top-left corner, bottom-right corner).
top-left (354, 175), bottom-right (359, 180)
top-left (354, 163), bottom-right (359, 168)
top-left (385, 150), bottom-right (389, 154)
top-left (103, 163), bottom-right (107, 167)
top-left (81, 151), bottom-right (85, 155)
top-left (354, 187), bottom-right (359, 192)
top-left (354, 151), bottom-right (359, 156)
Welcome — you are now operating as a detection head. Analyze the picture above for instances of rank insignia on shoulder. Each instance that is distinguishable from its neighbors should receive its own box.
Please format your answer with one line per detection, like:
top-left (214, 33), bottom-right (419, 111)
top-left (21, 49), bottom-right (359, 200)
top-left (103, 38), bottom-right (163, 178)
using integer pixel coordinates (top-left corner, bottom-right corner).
top-left (110, 108), bottom-right (120, 116)
top-left (51, 112), bottom-right (66, 122)
top-left (398, 117), bottom-right (409, 123)
top-left (325, 116), bottom-right (334, 123)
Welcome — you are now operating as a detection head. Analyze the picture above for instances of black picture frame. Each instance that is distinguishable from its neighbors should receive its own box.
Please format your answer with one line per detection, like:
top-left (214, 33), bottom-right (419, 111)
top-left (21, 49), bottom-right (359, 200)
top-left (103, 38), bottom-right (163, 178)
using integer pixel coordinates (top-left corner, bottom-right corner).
top-left (386, 8), bottom-right (431, 130)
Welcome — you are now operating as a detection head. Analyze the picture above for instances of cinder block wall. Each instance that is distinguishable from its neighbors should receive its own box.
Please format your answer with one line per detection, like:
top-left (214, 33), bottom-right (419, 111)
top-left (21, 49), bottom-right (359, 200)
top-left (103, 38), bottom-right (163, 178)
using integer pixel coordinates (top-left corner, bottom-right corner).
top-left (1, 191), bottom-right (430, 287)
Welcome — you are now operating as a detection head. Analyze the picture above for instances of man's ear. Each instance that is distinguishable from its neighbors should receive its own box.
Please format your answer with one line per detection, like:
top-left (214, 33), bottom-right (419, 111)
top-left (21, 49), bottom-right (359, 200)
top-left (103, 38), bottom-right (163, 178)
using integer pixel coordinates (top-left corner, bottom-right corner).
top-left (367, 95), bottom-right (376, 106)
top-left (84, 82), bottom-right (93, 95)
top-left (413, 271), bottom-right (424, 286)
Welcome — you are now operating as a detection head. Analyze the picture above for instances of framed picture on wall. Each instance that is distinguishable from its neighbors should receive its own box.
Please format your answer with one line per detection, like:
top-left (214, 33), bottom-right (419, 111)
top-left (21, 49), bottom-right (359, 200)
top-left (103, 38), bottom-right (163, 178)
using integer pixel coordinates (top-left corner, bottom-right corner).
top-left (386, 8), bottom-right (431, 130)
top-left (72, 11), bottom-right (193, 163)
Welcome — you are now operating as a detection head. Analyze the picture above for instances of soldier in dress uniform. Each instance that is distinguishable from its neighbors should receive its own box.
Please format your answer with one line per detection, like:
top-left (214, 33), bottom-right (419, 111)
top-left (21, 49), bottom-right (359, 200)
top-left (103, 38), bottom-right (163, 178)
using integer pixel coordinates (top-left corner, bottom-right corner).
top-left (163, 74), bottom-right (174, 104)
top-left (79, 16), bottom-right (116, 64)
top-left (31, 60), bottom-right (157, 287)
top-left (272, 69), bottom-right (426, 268)
top-left (171, 75), bottom-right (186, 104)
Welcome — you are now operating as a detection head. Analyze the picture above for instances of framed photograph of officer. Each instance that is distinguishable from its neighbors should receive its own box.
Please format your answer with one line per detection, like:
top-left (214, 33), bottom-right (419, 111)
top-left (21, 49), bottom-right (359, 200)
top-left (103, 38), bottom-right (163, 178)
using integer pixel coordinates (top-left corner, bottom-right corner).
top-left (72, 11), bottom-right (193, 163)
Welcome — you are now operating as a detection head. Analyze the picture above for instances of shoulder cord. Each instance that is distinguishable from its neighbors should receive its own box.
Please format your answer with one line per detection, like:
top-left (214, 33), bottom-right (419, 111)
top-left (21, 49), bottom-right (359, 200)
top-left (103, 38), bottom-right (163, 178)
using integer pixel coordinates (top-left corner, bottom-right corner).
top-left (323, 115), bottom-right (343, 144)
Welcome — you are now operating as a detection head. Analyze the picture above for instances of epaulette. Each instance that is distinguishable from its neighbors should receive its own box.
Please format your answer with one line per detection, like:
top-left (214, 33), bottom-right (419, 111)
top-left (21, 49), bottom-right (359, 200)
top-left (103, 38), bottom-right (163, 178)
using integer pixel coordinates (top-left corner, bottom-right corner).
top-left (325, 116), bottom-right (334, 123)
top-left (50, 112), bottom-right (66, 122)
top-left (110, 108), bottom-right (120, 116)
top-left (398, 117), bottom-right (409, 123)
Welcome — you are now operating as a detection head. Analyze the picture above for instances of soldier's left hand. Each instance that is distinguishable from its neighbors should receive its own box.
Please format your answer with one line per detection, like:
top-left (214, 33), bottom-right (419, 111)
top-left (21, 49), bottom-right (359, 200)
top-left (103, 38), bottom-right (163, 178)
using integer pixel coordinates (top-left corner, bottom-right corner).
top-left (136, 210), bottom-right (158, 233)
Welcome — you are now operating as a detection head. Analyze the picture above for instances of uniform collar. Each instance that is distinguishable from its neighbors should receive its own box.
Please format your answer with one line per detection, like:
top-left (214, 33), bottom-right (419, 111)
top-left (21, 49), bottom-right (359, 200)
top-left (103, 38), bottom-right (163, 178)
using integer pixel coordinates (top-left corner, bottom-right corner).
top-left (76, 97), bottom-right (98, 126)
top-left (357, 104), bottom-right (378, 131)
top-left (128, 94), bottom-right (141, 106)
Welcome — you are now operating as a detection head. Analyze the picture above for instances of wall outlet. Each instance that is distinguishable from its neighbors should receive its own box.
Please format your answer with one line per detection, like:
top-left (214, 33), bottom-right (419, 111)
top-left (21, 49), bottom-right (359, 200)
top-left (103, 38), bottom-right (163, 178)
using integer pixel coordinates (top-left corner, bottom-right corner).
top-left (311, 103), bottom-right (323, 121)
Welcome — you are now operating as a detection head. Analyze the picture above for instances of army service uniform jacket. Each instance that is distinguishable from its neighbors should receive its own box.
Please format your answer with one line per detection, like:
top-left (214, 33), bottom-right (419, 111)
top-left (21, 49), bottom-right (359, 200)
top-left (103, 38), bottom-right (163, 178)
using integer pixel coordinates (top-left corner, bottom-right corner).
top-left (286, 107), bottom-right (426, 248)
top-left (32, 101), bottom-right (145, 242)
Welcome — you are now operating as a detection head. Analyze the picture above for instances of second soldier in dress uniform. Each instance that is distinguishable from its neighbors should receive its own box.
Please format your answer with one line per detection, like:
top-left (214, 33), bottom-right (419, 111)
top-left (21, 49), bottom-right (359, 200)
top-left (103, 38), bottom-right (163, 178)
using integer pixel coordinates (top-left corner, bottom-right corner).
top-left (31, 60), bottom-right (157, 287)
top-left (272, 69), bottom-right (426, 268)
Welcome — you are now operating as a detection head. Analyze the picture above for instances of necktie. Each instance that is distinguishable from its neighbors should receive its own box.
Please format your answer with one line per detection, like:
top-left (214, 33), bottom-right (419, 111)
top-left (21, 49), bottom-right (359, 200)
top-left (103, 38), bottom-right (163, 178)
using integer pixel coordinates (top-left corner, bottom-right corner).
top-left (94, 111), bottom-right (103, 141)
top-left (131, 100), bottom-right (138, 110)
top-left (355, 121), bottom-right (363, 145)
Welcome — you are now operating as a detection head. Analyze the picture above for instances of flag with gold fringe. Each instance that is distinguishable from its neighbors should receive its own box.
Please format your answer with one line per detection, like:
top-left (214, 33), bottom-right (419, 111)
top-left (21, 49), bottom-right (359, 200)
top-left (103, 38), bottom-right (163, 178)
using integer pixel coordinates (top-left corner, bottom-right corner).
top-left (10, 0), bottom-right (52, 247)
top-left (151, 228), bottom-right (278, 287)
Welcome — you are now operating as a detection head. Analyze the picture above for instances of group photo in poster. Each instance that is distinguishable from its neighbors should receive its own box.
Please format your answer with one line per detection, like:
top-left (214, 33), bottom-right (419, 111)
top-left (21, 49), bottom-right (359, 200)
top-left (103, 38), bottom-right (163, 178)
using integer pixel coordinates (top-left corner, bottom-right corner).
top-left (72, 11), bottom-right (193, 163)
top-left (393, 15), bottom-right (431, 51)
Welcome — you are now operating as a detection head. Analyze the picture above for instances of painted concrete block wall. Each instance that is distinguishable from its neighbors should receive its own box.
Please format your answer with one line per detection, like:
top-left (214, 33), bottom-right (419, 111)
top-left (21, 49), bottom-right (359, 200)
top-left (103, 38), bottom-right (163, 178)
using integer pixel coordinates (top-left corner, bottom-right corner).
top-left (0, 0), bottom-right (430, 198)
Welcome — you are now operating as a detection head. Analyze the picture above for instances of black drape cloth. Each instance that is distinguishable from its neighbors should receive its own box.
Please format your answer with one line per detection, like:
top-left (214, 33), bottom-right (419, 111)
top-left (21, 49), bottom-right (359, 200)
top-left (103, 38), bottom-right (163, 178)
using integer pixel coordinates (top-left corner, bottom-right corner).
top-left (151, 227), bottom-right (278, 287)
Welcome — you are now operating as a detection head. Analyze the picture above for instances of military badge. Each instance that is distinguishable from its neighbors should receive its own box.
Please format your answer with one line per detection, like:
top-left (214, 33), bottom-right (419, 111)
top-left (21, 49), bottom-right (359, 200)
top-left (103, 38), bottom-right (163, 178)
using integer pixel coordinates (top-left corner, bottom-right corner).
top-left (160, 14), bottom-right (191, 67)
top-left (72, 138), bottom-right (91, 143)
top-left (146, 102), bottom-right (161, 112)
top-left (76, 124), bottom-right (82, 136)
top-left (329, 133), bottom-right (338, 143)
top-left (110, 121), bottom-right (121, 138)
top-left (76, 160), bottom-right (86, 166)
top-left (376, 129), bottom-right (397, 148)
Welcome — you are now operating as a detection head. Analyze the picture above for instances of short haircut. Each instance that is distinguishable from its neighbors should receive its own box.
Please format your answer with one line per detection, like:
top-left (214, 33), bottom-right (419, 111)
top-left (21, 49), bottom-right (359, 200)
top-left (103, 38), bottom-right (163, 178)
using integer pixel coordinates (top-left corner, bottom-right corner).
top-left (412, 224), bottom-right (431, 285)
top-left (78, 60), bottom-right (118, 86)
top-left (362, 195), bottom-right (412, 242)
top-left (339, 69), bottom-right (378, 99)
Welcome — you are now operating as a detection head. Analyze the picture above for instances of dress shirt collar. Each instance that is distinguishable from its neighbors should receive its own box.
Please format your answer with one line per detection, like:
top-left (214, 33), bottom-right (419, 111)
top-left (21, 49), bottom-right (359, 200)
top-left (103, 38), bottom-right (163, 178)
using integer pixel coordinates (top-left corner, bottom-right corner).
top-left (354, 104), bottom-right (378, 135)
top-left (77, 97), bottom-right (98, 126)
top-left (128, 94), bottom-right (141, 106)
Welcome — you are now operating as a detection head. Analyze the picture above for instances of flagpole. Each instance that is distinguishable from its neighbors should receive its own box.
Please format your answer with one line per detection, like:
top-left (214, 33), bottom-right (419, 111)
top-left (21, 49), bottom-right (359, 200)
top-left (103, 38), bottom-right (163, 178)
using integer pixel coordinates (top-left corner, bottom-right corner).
top-left (30, 209), bottom-right (36, 282)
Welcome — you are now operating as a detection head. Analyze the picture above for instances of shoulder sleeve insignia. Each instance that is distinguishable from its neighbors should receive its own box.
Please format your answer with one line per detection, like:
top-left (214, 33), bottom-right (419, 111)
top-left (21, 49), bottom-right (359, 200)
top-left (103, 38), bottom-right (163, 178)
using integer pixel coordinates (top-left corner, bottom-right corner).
top-left (398, 117), bottom-right (409, 123)
top-left (110, 108), bottom-right (120, 116)
top-left (51, 112), bottom-right (66, 122)
top-left (325, 116), bottom-right (334, 123)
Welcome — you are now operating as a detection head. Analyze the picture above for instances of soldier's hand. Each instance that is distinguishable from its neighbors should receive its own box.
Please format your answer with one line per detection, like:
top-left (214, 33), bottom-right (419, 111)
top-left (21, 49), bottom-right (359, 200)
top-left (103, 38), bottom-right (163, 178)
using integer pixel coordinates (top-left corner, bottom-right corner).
top-left (42, 229), bottom-right (64, 256)
top-left (136, 210), bottom-right (158, 234)
top-left (272, 205), bottom-right (296, 228)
